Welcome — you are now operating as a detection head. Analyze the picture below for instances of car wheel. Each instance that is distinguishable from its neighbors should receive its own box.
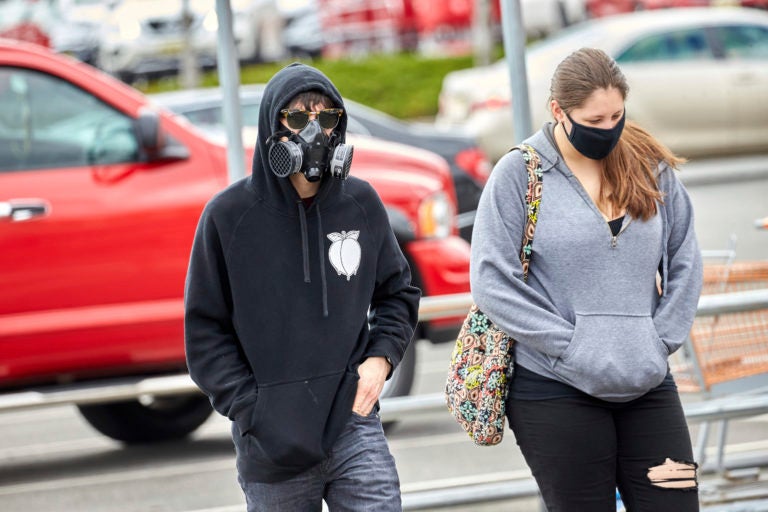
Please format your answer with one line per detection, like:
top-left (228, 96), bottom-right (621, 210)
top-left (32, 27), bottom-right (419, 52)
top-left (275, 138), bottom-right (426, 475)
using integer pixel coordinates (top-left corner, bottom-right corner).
top-left (77, 394), bottom-right (213, 443)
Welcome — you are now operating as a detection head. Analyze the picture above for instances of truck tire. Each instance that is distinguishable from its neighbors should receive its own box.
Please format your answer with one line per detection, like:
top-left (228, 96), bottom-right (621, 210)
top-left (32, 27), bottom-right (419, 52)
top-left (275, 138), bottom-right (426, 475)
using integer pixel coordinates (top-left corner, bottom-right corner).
top-left (381, 340), bottom-right (417, 400)
top-left (77, 394), bottom-right (213, 443)
top-left (380, 341), bottom-right (417, 432)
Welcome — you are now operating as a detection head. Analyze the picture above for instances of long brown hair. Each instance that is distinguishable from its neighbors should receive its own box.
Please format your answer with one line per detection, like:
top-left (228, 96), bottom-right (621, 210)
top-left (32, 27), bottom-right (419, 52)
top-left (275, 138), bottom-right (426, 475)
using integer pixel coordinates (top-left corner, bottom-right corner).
top-left (549, 48), bottom-right (685, 220)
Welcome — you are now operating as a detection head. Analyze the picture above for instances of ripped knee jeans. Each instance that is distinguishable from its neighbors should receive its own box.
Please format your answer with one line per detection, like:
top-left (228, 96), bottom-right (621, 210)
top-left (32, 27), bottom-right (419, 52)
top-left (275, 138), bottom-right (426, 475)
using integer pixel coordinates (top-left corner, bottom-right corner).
top-left (508, 388), bottom-right (699, 512)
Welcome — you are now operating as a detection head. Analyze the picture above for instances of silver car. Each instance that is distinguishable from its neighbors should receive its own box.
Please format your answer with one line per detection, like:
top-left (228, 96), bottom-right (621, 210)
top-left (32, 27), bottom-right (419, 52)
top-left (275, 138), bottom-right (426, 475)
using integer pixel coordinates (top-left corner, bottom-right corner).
top-left (98, 0), bottom-right (283, 82)
top-left (436, 7), bottom-right (768, 161)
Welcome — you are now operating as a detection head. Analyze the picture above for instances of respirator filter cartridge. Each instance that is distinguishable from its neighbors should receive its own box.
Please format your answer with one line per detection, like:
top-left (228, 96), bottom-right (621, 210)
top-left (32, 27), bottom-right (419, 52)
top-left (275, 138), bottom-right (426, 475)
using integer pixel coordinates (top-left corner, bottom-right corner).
top-left (268, 141), bottom-right (303, 178)
top-left (329, 145), bottom-right (353, 180)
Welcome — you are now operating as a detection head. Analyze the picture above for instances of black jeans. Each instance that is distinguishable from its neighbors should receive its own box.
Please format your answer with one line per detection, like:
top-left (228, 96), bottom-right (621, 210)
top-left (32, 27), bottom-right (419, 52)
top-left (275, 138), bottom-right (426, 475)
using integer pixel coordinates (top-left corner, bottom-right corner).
top-left (507, 387), bottom-right (699, 512)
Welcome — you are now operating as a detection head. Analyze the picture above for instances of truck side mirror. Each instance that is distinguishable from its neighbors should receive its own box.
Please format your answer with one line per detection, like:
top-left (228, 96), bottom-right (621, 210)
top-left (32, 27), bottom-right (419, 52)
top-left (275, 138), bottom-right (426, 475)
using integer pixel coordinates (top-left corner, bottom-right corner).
top-left (135, 108), bottom-right (190, 162)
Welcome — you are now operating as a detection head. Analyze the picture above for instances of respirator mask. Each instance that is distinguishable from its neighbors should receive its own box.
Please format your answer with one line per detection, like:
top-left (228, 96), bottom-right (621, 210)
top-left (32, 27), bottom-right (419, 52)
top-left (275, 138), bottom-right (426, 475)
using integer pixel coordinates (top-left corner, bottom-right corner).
top-left (268, 108), bottom-right (353, 182)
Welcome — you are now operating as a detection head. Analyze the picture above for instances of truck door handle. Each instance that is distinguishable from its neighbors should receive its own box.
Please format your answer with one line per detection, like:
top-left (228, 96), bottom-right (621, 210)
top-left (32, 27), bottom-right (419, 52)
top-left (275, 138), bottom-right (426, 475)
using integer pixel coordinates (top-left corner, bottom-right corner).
top-left (0, 199), bottom-right (50, 221)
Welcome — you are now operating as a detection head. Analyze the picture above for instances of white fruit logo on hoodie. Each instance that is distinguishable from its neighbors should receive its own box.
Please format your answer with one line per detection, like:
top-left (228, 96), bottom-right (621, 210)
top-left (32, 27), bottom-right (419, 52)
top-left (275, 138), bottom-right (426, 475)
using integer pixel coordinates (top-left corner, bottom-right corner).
top-left (327, 230), bottom-right (361, 281)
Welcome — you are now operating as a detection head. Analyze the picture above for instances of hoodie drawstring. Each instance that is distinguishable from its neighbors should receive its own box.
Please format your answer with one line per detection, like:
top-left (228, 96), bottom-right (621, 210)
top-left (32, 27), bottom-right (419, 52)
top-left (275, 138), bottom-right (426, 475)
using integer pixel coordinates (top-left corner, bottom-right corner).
top-left (296, 199), bottom-right (329, 318)
top-left (316, 200), bottom-right (329, 318)
top-left (297, 201), bottom-right (310, 283)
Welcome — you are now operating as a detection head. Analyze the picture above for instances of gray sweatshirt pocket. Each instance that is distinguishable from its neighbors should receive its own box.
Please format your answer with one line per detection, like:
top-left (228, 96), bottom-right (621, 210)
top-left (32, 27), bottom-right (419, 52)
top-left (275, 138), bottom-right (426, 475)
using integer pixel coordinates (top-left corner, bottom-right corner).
top-left (553, 312), bottom-right (669, 401)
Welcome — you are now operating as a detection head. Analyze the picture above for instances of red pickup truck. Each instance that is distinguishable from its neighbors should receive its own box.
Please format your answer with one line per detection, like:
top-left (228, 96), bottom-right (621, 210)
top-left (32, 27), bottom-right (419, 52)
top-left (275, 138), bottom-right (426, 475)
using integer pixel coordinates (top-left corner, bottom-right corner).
top-left (0, 40), bottom-right (471, 442)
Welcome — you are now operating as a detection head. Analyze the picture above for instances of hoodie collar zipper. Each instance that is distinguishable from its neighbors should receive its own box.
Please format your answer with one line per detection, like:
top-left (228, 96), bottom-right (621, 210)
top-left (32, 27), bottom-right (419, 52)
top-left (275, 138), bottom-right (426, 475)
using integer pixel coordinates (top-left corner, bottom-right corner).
top-left (565, 172), bottom-right (631, 249)
top-left (608, 217), bottom-right (631, 249)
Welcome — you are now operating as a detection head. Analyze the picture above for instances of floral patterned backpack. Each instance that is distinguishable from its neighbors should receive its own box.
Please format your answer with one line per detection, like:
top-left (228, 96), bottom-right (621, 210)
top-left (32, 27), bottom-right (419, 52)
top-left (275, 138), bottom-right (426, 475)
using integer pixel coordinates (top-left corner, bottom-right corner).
top-left (445, 144), bottom-right (542, 446)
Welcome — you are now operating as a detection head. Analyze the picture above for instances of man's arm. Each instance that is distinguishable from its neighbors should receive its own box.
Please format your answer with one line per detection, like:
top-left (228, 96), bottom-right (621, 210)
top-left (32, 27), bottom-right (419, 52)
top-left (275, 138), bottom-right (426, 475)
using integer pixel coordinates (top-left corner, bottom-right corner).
top-left (354, 193), bottom-right (420, 414)
top-left (184, 208), bottom-right (259, 435)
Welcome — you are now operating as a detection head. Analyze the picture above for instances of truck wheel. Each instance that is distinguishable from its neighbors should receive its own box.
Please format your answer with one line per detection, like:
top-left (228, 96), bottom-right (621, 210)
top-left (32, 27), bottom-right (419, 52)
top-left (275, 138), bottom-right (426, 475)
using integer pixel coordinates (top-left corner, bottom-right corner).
top-left (381, 341), bottom-right (417, 399)
top-left (380, 341), bottom-right (417, 432)
top-left (77, 394), bottom-right (213, 443)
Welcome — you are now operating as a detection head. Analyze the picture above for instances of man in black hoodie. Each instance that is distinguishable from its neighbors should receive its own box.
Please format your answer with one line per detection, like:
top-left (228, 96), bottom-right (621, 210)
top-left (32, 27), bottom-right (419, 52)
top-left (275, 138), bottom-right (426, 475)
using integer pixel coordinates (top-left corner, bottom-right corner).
top-left (184, 63), bottom-right (420, 511)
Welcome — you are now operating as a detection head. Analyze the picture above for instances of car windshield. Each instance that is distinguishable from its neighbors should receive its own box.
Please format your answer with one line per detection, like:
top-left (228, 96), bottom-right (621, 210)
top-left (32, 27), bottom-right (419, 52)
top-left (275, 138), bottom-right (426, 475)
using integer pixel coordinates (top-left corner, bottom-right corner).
top-left (517, 18), bottom-right (620, 78)
top-left (529, 19), bottom-right (612, 56)
top-left (616, 27), bottom-right (712, 62)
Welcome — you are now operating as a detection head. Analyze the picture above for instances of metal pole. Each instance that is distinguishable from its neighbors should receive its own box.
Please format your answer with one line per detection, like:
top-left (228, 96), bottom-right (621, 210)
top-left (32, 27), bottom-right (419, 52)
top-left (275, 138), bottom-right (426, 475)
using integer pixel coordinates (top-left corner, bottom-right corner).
top-left (215, 0), bottom-right (246, 183)
top-left (499, 0), bottom-right (532, 144)
top-left (180, 0), bottom-right (200, 89)
top-left (472, 0), bottom-right (493, 67)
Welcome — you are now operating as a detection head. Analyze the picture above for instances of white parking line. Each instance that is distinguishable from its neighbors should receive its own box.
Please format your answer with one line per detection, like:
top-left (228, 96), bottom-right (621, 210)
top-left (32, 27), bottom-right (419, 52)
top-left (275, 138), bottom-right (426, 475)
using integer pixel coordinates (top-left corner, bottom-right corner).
top-left (0, 459), bottom-right (236, 496)
top-left (0, 431), bottom-right (468, 468)
top-left (0, 422), bottom-right (232, 462)
top-left (0, 406), bottom-right (75, 425)
top-left (401, 469), bottom-right (533, 493)
top-left (0, 436), bottom-right (116, 460)
top-left (388, 432), bottom-right (470, 450)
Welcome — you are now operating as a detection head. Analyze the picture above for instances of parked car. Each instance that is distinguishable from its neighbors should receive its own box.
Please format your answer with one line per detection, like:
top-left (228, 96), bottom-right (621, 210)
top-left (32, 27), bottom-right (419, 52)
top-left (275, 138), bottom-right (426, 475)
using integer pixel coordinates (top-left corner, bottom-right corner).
top-left (410, 0), bottom-right (587, 41)
top-left (98, 0), bottom-right (283, 82)
top-left (49, 0), bottom-right (116, 65)
top-left (0, 0), bottom-right (112, 65)
top-left (282, 0), bottom-right (585, 59)
top-left (150, 85), bottom-right (492, 241)
top-left (640, 0), bottom-right (710, 7)
top-left (737, 0), bottom-right (768, 8)
top-left (276, 0), bottom-right (324, 58)
top-left (436, 7), bottom-right (768, 161)
top-left (586, 0), bottom-right (768, 16)
top-left (0, 38), bottom-right (470, 442)
top-left (585, 0), bottom-right (639, 16)
top-left (518, 0), bottom-right (587, 37)
top-left (0, 0), bottom-right (55, 47)
top-left (586, 0), bottom-right (711, 17)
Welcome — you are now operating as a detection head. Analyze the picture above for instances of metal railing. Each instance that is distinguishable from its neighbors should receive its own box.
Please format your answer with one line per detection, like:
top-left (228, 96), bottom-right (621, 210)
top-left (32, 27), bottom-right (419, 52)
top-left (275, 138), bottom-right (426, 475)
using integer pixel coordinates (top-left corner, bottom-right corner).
top-left (0, 289), bottom-right (767, 415)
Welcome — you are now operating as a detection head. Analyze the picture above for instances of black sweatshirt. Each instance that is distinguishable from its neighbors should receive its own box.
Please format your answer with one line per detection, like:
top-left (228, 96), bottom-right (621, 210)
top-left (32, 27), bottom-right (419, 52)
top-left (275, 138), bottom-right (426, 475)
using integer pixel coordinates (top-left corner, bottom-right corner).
top-left (184, 63), bottom-right (420, 482)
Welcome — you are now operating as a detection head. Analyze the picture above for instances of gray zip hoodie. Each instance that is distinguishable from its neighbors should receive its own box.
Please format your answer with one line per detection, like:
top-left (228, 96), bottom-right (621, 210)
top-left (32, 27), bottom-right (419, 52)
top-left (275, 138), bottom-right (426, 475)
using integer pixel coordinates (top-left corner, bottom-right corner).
top-left (470, 126), bottom-right (703, 402)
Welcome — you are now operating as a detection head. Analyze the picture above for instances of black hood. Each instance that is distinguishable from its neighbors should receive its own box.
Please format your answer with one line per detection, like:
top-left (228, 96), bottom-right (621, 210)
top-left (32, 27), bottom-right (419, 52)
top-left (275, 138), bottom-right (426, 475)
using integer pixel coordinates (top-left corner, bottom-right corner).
top-left (250, 62), bottom-right (348, 213)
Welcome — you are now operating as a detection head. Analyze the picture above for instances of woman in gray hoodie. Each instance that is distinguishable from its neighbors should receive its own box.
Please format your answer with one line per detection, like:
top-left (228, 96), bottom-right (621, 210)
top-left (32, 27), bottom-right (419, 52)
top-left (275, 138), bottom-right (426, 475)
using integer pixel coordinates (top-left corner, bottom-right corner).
top-left (471, 48), bottom-right (703, 511)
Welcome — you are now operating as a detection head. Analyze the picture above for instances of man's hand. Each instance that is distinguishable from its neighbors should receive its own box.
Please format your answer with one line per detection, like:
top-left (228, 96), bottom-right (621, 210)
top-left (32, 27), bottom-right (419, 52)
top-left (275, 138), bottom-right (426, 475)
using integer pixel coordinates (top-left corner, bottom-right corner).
top-left (352, 356), bottom-right (392, 416)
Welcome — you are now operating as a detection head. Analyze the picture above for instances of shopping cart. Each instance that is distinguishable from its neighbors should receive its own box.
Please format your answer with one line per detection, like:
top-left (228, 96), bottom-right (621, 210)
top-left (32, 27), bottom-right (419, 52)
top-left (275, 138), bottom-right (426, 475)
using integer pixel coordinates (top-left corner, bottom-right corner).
top-left (668, 234), bottom-right (768, 477)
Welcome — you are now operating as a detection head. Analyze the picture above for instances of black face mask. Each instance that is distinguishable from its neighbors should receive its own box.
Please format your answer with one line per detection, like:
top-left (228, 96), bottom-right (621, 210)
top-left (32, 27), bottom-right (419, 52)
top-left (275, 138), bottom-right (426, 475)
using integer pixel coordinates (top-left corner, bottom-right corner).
top-left (268, 120), bottom-right (353, 182)
top-left (565, 111), bottom-right (626, 160)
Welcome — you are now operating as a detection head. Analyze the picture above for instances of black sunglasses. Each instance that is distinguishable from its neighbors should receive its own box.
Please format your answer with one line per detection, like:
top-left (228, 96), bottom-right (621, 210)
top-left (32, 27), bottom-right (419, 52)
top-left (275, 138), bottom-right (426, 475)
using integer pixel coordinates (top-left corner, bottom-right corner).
top-left (280, 108), bottom-right (343, 131)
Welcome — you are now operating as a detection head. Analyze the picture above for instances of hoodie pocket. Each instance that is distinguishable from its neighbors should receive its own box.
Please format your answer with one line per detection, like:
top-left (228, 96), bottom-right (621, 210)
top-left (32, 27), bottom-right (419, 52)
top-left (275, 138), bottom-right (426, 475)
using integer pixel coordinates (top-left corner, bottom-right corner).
top-left (554, 313), bottom-right (668, 400)
top-left (244, 370), bottom-right (358, 470)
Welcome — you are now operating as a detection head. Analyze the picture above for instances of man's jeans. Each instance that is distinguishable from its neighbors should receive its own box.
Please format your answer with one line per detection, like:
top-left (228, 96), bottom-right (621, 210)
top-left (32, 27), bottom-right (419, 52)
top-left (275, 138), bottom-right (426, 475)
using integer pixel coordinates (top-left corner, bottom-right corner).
top-left (238, 409), bottom-right (401, 511)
